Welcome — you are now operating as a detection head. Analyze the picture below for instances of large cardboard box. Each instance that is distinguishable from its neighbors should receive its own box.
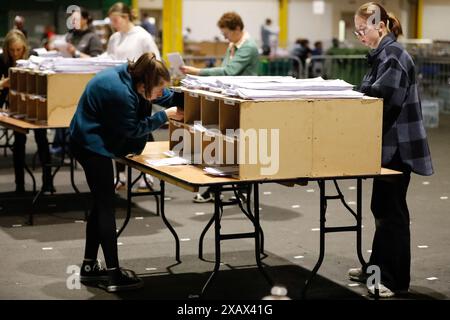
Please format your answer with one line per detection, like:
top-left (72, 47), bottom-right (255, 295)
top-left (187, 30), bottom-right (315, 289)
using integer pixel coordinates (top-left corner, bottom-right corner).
top-left (169, 88), bottom-right (383, 180)
top-left (8, 67), bottom-right (94, 127)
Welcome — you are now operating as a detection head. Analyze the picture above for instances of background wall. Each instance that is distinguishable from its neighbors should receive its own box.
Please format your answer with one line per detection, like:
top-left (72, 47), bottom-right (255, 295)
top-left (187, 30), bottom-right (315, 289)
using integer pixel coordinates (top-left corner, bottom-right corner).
top-left (422, 0), bottom-right (450, 41)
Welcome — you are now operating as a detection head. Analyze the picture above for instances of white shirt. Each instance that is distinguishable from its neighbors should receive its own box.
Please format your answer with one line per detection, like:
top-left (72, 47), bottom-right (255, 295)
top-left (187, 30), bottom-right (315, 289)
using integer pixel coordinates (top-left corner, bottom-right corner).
top-left (107, 25), bottom-right (161, 61)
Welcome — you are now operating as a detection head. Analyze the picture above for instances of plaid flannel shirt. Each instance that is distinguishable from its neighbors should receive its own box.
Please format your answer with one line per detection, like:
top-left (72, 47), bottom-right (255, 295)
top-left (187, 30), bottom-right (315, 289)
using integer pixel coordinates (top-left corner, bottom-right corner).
top-left (359, 33), bottom-right (433, 176)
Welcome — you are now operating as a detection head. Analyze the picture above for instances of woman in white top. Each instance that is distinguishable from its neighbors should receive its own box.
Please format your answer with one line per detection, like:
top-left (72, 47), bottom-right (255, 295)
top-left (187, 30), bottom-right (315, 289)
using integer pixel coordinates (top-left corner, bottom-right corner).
top-left (107, 2), bottom-right (161, 190)
top-left (107, 2), bottom-right (160, 61)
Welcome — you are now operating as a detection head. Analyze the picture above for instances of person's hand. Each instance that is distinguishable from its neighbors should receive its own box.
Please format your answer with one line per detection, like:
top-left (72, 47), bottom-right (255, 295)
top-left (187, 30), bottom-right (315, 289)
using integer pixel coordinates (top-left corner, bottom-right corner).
top-left (0, 77), bottom-right (10, 89)
top-left (165, 107), bottom-right (184, 121)
top-left (66, 43), bottom-right (76, 56)
top-left (180, 65), bottom-right (201, 75)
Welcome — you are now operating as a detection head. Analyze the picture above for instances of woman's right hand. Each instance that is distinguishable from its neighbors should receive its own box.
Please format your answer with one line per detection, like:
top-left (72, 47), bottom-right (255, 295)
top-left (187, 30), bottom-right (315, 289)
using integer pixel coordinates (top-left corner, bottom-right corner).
top-left (0, 77), bottom-right (10, 89)
top-left (165, 107), bottom-right (184, 121)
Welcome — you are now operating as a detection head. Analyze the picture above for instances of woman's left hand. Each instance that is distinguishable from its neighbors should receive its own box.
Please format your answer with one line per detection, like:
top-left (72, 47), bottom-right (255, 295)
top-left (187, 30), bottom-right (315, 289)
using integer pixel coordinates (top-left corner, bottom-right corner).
top-left (165, 107), bottom-right (184, 121)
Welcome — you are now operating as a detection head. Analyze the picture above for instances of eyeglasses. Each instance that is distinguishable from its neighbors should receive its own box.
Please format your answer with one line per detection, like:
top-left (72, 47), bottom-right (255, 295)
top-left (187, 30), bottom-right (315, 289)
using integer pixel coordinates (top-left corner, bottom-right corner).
top-left (353, 26), bottom-right (370, 38)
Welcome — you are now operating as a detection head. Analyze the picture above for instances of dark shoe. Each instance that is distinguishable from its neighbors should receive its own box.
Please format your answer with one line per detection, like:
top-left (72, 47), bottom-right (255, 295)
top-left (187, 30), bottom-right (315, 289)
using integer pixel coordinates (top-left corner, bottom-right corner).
top-left (99, 268), bottom-right (144, 293)
top-left (42, 184), bottom-right (56, 194)
top-left (15, 185), bottom-right (26, 194)
top-left (80, 260), bottom-right (109, 283)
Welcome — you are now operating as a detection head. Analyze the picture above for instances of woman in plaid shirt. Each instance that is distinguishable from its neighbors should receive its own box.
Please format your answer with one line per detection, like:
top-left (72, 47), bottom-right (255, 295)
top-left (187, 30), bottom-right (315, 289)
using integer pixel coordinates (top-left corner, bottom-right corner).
top-left (348, 2), bottom-right (434, 298)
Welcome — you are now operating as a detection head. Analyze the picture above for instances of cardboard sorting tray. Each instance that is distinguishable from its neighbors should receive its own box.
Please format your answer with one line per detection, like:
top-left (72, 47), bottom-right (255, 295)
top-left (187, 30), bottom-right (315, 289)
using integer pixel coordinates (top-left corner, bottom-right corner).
top-left (168, 87), bottom-right (383, 180)
top-left (8, 68), bottom-right (94, 126)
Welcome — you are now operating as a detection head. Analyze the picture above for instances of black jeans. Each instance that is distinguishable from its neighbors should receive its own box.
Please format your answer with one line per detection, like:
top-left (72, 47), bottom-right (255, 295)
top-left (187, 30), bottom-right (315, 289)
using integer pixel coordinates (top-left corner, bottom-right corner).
top-left (369, 153), bottom-right (411, 291)
top-left (13, 130), bottom-right (51, 189)
top-left (70, 139), bottom-right (119, 269)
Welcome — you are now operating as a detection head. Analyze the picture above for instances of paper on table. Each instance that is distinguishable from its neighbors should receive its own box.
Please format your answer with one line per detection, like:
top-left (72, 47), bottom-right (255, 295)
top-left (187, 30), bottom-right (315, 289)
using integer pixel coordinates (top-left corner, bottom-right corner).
top-left (146, 156), bottom-right (189, 167)
top-left (167, 52), bottom-right (185, 78)
top-left (204, 166), bottom-right (239, 177)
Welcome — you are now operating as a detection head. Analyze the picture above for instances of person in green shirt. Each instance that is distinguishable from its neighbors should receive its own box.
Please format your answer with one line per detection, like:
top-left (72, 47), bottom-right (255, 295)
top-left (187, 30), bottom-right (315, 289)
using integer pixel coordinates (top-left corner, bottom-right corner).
top-left (182, 12), bottom-right (259, 203)
top-left (181, 11), bottom-right (259, 77)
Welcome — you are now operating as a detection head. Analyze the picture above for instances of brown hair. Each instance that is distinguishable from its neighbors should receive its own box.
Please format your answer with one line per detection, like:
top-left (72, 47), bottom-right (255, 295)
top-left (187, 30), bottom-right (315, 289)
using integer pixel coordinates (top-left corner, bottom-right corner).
top-left (128, 52), bottom-right (170, 98)
top-left (2, 29), bottom-right (29, 67)
top-left (108, 2), bottom-right (136, 21)
top-left (356, 2), bottom-right (403, 39)
top-left (217, 12), bottom-right (244, 31)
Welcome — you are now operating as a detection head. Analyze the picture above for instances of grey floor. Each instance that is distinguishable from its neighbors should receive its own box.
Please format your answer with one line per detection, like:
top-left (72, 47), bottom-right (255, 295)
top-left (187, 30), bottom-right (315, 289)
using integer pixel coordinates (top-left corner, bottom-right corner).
top-left (0, 115), bottom-right (449, 300)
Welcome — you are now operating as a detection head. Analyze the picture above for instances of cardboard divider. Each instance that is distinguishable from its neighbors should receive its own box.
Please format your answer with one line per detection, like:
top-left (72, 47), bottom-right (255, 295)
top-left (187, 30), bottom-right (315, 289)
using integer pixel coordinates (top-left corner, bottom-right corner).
top-left (184, 92), bottom-right (201, 124)
top-left (9, 69), bottom-right (18, 90)
top-left (219, 99), bottom-right (240, 134)
top-left (201, 95), bottom-right (219, 126)
top-left (17, 71), bottom-right (27, 93)
top-left (26, 72), bottom-right (36, 95)
top-left (36, 73), bottom-right (47, 96)
top-left (8, 90), bottom-right (18, 114)
top-left (17, 93), bottom-right (27, 116)
top-left (26, 95), bottom-right (38, 121)
top-left (202, 130), bottom-right (238, 166)
top-left (169, 120), bottom-right (184, 151)
top-left (36, 97), bottom-right (47, 123)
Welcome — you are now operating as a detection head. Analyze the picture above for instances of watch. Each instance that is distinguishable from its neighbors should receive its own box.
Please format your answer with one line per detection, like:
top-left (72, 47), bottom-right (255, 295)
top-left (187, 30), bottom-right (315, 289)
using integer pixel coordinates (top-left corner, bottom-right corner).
top-left (73, 50), bottom-right (81, 58)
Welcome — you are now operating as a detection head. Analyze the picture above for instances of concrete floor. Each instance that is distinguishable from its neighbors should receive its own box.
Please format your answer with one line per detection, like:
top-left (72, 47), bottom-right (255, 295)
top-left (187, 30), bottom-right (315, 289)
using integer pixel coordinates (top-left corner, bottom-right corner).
top-left (0, 115), bottom-right (449, 300)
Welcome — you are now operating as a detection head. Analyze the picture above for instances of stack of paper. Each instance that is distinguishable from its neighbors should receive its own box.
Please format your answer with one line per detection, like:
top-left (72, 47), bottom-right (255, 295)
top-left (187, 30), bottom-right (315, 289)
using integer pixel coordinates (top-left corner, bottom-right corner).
top-left (180, 75), bottom-right (363, 100)
top-left (15, 56), bottom-right (126, 73)
top-left (145, 157), bottom-right (190, 167)
top-left (204, 166), bottom-right (239, 177)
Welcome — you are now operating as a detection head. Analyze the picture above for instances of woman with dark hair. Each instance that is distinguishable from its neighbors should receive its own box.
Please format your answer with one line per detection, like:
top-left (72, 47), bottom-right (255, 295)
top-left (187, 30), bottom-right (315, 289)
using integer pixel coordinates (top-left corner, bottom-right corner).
top-left (70, 52), bottom-right (183, 292)
top-left (65, 7), bottom-right (104, 58)
top-left (0, 30), bottom-right (53, 194)
top-left (349, 2), bottom-right (433, 298)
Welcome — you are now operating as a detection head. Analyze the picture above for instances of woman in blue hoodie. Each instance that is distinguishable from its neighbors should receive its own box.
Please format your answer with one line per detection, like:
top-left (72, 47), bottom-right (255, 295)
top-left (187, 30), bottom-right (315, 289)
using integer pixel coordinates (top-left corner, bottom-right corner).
top-left (70, 52), bottom-right (183, 292)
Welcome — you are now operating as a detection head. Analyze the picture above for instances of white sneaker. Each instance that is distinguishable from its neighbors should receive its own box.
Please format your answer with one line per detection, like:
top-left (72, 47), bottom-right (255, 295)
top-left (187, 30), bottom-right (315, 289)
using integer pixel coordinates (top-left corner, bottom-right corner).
top-left (367, 283), bottom-right (395, 298)
top-left (348, 267), bottom-right (368, 282)
top-left (114, 172), bottom-right (126, 190)
top-left (136, 174), bottom-right (154, 191)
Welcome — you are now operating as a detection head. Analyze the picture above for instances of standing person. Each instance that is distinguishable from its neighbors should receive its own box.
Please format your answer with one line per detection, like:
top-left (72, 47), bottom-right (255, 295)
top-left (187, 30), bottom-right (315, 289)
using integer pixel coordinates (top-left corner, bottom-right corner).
top-left (69, 52), bottom-right (183, 292)
top-left (66, 7), bottom-right (104, 58)
top-left (0, 30), bottom-right (53, 194)
top-left (260, 18), bottom-right (278, 56)
top-left (13, 16), bottom-right (27, 38)
top-left (140, 12), bottom-right (157, 37)
top-left (106, 2), bottom-right (160, 61)
top-left (106, 2), bottom-right (161, 190)
top-left (181, 12), bottom-right (259, 203)
top-left (349, 2), bottom-right (433, 298)
top-left (51, 8), bottom-right (105, 156)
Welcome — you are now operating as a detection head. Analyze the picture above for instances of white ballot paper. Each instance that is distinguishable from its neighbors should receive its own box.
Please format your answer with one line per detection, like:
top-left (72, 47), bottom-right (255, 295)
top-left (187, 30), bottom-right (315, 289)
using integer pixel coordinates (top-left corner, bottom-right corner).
top-left (167, 52), bottom-right (185, 78)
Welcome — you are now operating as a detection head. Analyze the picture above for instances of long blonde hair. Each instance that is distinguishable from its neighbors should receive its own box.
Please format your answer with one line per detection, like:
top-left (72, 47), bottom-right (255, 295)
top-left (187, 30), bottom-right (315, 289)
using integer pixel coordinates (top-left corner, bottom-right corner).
top-left (2, 29), bottom-right (29, 67)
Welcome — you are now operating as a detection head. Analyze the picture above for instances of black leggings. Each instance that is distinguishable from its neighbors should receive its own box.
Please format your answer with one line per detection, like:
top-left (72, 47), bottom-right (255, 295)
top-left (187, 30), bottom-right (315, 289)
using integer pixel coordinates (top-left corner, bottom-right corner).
top-left (13, 130), bottom-right (51, 188)
top-left (369, 152), bottom-right (411, 291)
top-left (70, 139), bottom-right (119, 269)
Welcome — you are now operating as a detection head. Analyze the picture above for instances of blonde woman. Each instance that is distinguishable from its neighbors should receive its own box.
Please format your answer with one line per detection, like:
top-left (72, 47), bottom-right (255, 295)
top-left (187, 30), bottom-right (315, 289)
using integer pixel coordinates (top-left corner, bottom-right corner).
top-left (0, 30), bottom-right (53, 194)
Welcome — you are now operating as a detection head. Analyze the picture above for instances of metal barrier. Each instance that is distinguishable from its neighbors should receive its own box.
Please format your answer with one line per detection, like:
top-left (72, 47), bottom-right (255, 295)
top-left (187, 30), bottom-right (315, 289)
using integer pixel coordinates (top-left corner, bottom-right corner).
top-left (258, 55), bottom-right (303, 78)
top-left (181, 55), bottom-right (303, 78)
top-left (304, 55), bottom-right (368, 86)
top-left (415, 55), bottom-right (450, 114)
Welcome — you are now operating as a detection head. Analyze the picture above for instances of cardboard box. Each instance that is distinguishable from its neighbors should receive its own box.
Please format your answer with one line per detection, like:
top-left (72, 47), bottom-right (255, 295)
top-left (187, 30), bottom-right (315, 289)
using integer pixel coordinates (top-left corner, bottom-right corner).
top-left (9, 68), bottom-right (94, 126)
top-left (170, 88), bottom-right (383, 179)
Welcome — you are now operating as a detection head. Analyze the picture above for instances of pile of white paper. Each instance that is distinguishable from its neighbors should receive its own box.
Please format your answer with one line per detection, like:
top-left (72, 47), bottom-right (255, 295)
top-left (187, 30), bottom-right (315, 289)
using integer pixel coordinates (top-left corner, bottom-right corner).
top-left (16, 56), bottom-right (126, 73)
top-left (181, 75), bottom-right (363, 100)
top-left (204, 166), bottom-right (239, 177)
top-left (145, 157), bottom-right (190, 167)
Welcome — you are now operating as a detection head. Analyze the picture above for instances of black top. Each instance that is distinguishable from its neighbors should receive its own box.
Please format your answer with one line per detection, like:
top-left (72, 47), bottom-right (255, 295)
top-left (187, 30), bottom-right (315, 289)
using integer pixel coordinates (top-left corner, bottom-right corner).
top-left (66, 28), bottom-right (104, 57)
top-left (0, 54), bottom-right (12, 108)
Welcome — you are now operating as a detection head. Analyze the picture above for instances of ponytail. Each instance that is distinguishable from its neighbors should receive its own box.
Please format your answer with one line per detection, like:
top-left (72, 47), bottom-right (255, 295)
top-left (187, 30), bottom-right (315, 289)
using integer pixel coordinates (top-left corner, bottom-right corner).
top-left (387, 12), bottom-right (403, 39)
